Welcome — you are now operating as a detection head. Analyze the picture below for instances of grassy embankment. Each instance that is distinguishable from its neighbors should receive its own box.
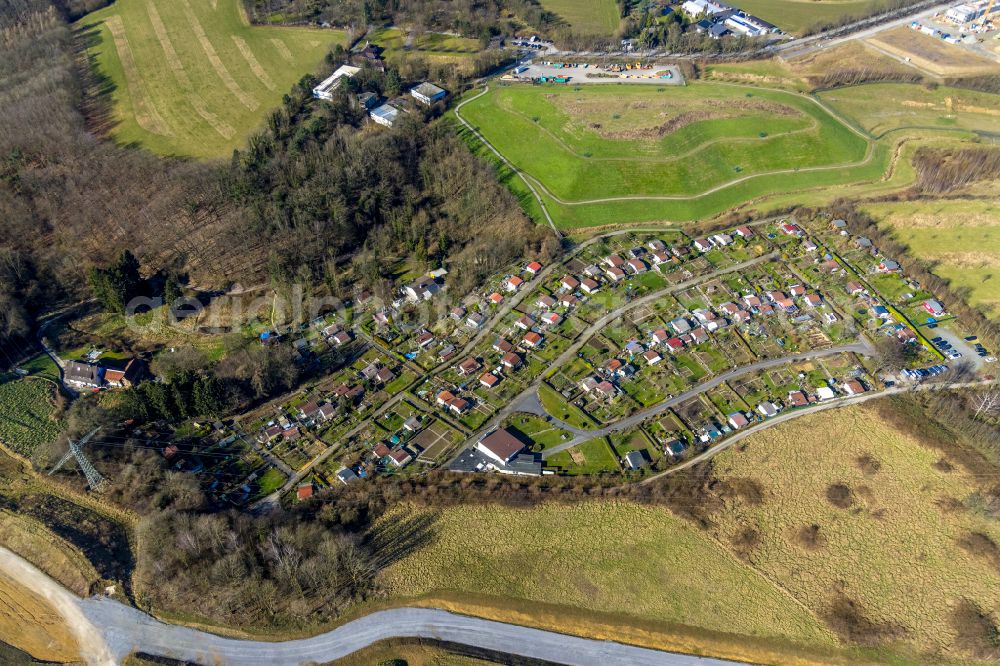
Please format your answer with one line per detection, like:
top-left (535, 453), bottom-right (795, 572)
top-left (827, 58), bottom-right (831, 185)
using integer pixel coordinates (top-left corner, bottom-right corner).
top-left (460, 78), bottom-right (1000, 230)
top-left (458, 81), bottom-right (877, 228)
top-left (376, 401), bottom-right (1000, 664)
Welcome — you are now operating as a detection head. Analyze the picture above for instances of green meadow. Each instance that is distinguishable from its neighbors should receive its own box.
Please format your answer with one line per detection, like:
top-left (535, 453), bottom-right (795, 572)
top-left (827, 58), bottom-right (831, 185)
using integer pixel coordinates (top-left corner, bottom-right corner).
top-left (537, 0), bottom-right (621, 34)
top-left (862, 199), bottom-right (1000, 319)
top-left (458, 82), bottom-right (876, 227)
top-left (79, 0), bottom-right (347, 158)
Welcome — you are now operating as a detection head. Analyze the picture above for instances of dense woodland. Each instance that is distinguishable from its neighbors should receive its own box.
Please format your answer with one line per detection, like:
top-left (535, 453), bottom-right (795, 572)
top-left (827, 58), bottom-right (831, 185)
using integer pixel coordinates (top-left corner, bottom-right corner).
top-left (0, 0), bottom-right (552, 365)
top-left (244, 0), bottom-right (559, 41)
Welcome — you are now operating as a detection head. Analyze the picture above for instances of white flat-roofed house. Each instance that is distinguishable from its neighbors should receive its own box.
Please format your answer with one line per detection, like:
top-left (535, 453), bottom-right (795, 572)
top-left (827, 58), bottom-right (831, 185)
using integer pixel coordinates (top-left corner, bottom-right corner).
top-left (370, 103), bottom-right (400, 127)
top-left (410, 82), bottom-right (447, 105)
top-left (312, 65), bottom-right (361, 101)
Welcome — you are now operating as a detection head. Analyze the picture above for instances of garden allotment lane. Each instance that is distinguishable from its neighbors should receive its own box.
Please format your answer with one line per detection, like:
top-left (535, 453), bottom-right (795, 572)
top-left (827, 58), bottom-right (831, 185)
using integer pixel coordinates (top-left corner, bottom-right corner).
top-left (449, 252), bottom-right (781, 462)
top-left (540, 340), bottom-right (875, 455)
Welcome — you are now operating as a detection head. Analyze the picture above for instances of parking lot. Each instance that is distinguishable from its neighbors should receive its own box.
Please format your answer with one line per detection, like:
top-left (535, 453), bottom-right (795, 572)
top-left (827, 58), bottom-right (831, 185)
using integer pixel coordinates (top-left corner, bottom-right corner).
top-left (928, 326), bottom-right (994, 370)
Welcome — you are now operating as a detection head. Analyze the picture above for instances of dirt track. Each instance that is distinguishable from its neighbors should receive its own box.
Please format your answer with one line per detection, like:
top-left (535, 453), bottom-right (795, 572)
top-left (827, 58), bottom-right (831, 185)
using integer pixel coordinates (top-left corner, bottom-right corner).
top-left (0, 547), bottom-right (114, 665)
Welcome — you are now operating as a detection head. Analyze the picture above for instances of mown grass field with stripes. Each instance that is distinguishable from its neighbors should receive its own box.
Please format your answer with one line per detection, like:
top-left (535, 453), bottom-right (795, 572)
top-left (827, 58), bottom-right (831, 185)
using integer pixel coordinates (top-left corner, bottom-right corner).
top-left (78, 0), bottom-right (347, 158)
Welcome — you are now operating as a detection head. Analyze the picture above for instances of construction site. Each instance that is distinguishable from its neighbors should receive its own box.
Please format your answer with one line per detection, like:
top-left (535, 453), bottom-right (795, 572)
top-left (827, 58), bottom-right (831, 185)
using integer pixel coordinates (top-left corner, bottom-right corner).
top-left (866, 0), bottom-right (1000, 75)
top-left (505, 61), bottom-right (685, 85)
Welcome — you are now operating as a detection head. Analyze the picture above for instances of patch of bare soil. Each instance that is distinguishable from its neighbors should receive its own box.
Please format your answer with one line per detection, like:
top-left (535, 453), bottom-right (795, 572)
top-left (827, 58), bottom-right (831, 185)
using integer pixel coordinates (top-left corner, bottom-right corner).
top-left (935, 495), bottom-right (965, 513)
top-left (957, 531), bottom-right (1000, 574)
top-left (952, 599), bottom-right (1000, 660)
top-left (933, 458), bottom-right (955, 473)
top-left (826, 483), bottom-right (854, 509)
top-left (795, 524), bottom-right (825, 550)
top-left (855, 454), bottom-right (881, 475)
top-left (824, 586), bottom-right (906, 646)
top-left (720, 476), bottom-right (765, 506)
top-left (728, 527), bottom-right (761, 563)
top-left (594, 99), bottom-right (799, 140)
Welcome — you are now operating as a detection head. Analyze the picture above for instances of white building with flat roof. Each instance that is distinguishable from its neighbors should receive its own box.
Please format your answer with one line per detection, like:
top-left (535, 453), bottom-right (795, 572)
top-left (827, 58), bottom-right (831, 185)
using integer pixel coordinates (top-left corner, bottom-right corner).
top-left (410, 82), bottom-right (447, 105)
top-left (370, 103), bottom-right (400, 127)
top-left (312, 65), bottom-right (360, 101)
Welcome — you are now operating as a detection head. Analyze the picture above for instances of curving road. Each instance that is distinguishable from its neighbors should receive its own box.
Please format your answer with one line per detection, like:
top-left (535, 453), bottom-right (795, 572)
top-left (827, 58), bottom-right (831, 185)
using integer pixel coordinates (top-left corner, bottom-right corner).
top-left (636, 377), bottom-right (1000, 485)
top-left (448, 252), bottom-right (781, 463)
top-left (541, 340), bottom-right (873, 455)
top-left (0, 547), bottom-right (744, 666)
top-left (80, 599), bottom-right (746, 666)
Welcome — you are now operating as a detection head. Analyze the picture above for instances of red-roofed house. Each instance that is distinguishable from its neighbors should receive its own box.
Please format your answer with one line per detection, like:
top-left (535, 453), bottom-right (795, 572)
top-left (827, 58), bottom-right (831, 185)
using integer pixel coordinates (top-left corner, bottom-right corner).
top-left (502, 351), bottom-right (522, 369)
top-left (788, 391), bottom-right (808, 407)
top-left (843, 379), bottom-right (866, 395)
top-left (523, 331), bottom-right (543, 348)
top-left (389, 448), bottom-right (412, 467)
top-left (480, 373), bottom-right (500, 389)
top-left (448, 397), bottom-right (471, 415)
top-left (457, 357), bottom-right (481, 376)
top-left (541, 312), bottom-right (562, 326)
top-left (525, 261), bottom-right (543, 274)
top-left (477, 429), bottom-right (525, 465)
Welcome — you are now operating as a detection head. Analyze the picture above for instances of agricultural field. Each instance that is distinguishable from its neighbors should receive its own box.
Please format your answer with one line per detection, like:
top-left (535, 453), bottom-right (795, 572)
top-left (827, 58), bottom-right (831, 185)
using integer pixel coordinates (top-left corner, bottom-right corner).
top-left (537, 0), bottom-right (621, 34)
top-left (818, 83), bottom-right (1000, 139)
top-left (710, 401), bottom-right (1000, 660)
top-left (79, 0), bottom-right (347, 157)
top-left (0, 379), bottom-right (64, 457)
top-left (458, 81), bottom-right (879, 227)
top-left (861, 198), bottom-right (1000, 319)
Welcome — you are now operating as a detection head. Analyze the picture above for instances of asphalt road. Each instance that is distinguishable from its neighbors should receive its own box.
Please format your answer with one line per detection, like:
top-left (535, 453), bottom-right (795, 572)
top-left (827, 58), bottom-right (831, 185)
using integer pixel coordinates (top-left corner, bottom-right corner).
top-left (541, 340), bottom-right (873, 456)
top-left (79, 598), bottom-right (744, 666)
top-left (447, 252), bottom-right (780, 463)
top-left (637, 377), bottom-right (1000, 485)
